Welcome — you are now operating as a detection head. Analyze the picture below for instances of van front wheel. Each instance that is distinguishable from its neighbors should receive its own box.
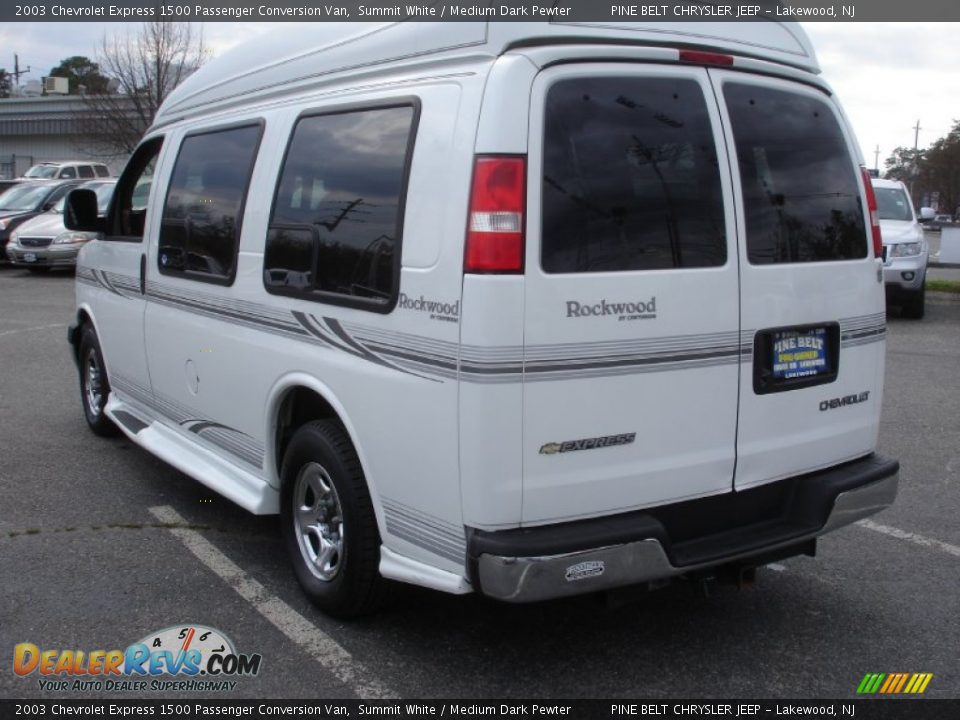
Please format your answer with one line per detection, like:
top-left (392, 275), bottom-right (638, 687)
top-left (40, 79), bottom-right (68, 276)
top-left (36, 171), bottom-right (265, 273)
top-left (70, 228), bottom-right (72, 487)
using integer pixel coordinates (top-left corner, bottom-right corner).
top-left (280, 420), bottom-right (385, 618)
top-left (78, 325), bottom-right (119, 437)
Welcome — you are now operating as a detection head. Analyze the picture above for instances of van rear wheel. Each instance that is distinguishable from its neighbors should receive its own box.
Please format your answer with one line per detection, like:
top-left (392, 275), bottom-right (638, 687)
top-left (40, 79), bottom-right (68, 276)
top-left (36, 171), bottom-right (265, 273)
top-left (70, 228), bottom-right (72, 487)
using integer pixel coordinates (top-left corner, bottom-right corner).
top-left (280, 420), bottom-right (386, 618)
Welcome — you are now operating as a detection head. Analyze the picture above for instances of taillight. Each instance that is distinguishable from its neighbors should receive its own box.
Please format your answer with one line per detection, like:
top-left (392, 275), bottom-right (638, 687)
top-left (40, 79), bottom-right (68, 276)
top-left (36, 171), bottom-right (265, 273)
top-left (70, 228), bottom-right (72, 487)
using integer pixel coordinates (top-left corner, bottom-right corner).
top-left (679, 50), bottom-right (734, 67)
top-left (860, 166), bottom-right (883, 259)
top-left (464, 155), bottom-right (525, 273)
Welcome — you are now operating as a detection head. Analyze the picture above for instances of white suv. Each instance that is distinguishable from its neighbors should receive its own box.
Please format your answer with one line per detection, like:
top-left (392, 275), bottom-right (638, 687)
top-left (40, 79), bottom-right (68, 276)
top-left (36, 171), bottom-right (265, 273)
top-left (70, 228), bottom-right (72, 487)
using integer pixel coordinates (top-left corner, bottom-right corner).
top-left (65, 22), bottom-right (899, 617)
top-left (871, 178), bottom-right (930, 318)
top-left (23, 161), bottom-right (110, 181)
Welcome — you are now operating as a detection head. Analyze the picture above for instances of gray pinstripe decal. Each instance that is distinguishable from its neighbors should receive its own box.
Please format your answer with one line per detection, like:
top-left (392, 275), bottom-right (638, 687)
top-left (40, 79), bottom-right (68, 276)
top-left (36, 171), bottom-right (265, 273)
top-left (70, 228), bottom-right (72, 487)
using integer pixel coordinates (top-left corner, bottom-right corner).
top-left (110, 372), bottom-right (264, 469)
top-left (78, 266), bottom-right (887, 385)
top-left (381, 498), bottom-right (465, 564)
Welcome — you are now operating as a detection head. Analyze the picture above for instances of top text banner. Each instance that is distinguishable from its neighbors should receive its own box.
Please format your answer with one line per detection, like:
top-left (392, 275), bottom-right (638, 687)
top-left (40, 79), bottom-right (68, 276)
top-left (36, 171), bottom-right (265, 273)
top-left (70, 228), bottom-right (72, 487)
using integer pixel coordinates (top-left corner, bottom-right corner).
top-left (5, 0), bottom-right (960, 22)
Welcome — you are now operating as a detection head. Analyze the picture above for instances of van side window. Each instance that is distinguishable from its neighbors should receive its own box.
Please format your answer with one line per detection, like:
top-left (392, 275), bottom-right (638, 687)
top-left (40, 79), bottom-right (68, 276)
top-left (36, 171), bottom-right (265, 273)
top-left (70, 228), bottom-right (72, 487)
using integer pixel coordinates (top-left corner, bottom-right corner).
top-left (78, 166), bottom-right (95, 179)
top-left (104, 137), bottom-right (162, 242)
top-left (723, 84), bottom-right (867, 264)
top-left (264, 104), bottom-right (417, 309)
top-left (95, 165), bottom-right (110, 178)
top-left (159, 124), bottom-right (262, 284)
top-left (541, 77), bottom-right (727, 273)
top-left (60, 167), bottom-right (77, 179)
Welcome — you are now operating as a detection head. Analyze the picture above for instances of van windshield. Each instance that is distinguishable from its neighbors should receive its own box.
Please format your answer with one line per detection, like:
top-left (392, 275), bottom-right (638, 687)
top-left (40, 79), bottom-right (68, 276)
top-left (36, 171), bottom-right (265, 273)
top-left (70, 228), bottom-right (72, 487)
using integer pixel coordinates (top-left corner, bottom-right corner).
top-left (874, 187), bottom-right (913, 222)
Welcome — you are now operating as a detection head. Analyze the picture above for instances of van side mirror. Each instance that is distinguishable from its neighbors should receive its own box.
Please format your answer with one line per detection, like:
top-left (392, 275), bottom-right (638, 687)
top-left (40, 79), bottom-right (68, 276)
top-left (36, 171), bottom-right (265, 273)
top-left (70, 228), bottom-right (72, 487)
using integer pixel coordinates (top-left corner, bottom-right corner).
top-left (64, 189), bottom-right (105, 233)
top-left (918, 207), bottom-right (936, 222)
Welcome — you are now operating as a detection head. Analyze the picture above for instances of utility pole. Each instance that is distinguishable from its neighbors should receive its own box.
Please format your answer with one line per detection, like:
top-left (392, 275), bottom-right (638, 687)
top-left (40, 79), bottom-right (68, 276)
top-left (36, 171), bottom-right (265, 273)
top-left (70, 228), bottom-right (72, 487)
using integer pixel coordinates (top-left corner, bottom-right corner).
top-left (909, 119), bottom-right (922, 195)
top-left (873, 144), bottom-right (880, 174)
top-left (11, 54), bottom-right (31, 86)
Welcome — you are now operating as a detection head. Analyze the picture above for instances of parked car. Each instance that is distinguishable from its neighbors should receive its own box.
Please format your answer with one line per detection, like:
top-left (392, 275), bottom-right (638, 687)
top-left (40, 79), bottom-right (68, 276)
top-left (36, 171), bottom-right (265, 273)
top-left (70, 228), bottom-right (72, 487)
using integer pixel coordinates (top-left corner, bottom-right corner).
top-left (927, 214), bottom-right (954, 232)
top-left (0, 180), bottom-right (83, 260)
top-left (22, 161), bottom-right (111, 180)
top-left (0, 179), bottom-right (22, 194)
top-left (871, 178), bottom-right (929, 318)
top-left (6, 179), bottom-right (116, 271)
top-left (66, 22), bottom-right (898, 617)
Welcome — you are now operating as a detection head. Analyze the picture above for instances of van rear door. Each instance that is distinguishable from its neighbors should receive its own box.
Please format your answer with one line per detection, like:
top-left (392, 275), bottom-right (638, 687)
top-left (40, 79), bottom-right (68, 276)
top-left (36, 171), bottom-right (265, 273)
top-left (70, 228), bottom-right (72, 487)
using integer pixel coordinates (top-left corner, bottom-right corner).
top-left (521, 65), bottom-right (740, 525)
top-left (709, 72), bottom-right (885, 490)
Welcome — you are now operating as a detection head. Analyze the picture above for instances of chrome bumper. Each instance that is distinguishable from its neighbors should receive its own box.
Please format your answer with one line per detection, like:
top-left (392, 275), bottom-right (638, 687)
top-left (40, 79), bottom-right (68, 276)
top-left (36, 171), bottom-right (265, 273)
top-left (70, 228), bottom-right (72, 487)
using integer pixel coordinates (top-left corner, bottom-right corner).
top-left (474, 457), bottom-right (898, 603)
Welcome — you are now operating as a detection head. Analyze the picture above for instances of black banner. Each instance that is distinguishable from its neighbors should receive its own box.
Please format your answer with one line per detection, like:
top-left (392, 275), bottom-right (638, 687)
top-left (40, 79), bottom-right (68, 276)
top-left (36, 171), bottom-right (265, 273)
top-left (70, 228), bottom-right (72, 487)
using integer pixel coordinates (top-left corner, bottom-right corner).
top-left (5, 0), bottom-right (960, 23)
top-left (1, 700), bottom-right (958, 719)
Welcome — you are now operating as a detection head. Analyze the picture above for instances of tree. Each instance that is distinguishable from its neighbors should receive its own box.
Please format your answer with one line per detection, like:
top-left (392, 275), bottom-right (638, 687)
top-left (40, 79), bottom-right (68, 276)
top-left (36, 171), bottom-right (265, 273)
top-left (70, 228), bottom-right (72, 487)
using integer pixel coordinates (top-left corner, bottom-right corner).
top-left (81, 22), bottom-right (207, 155)
top-left (0, 69), bottom-right (10, 98)
top-left (883, 146), bottom-right (924, 183)
top-left (47, 56), bottom-right (109, 94)
top-left (922, 120), bottom-right (960, 216)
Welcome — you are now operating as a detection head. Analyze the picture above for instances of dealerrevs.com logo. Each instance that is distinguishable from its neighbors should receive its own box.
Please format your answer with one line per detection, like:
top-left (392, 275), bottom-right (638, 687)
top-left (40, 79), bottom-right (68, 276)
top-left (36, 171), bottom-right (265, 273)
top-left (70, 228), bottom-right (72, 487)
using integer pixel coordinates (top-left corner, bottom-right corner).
top-left (13, 624), bottom-right (261, 693)
top-left (566, 297), bottom-right (657, 322)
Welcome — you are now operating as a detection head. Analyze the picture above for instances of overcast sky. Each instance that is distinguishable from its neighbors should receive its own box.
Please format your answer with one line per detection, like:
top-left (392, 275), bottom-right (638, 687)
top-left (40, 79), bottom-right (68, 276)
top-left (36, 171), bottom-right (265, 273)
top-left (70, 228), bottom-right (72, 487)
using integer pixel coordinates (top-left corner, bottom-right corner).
top-left (1, 21), bottom-right (957, 169)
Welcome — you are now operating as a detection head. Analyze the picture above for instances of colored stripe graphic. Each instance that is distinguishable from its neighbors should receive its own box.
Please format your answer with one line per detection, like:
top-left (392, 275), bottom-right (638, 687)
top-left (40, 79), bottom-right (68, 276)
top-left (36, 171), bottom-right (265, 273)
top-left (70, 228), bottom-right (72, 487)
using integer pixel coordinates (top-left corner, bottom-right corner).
top-left (879, 674), bottom-right (896, 693)
top-left (858, 673), bottom-right (933, 694)
top-left (893, 673), bottom-right (909, 693)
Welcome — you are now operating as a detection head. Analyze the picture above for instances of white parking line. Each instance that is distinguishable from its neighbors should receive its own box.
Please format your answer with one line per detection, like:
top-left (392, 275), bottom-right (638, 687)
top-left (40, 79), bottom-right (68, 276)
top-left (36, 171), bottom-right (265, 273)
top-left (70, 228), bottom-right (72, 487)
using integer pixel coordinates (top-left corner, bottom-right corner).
top-left (148, 505), bottom-right (396, 699)
top-left (0, 322), bottom-right (66, 339)
top-left (857, 518), bottom-right (960, 559)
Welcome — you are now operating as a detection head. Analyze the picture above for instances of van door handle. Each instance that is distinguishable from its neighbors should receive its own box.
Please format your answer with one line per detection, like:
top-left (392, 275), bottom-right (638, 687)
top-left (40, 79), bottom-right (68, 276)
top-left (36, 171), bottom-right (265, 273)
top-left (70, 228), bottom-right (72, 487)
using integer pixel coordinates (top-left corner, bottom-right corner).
top-left (139, 253), bottom-right (146, 295)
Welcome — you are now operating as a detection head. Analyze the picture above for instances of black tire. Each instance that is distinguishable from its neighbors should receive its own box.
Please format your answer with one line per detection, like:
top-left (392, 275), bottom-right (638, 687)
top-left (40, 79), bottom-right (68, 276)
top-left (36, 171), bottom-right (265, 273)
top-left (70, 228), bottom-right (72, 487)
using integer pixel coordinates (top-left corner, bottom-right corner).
top-left (902, 283), bottom-right (925, 319)
top-left (280, 420), bottom-right (386, 618)
top-left (78, 325), bottom-right (119, 437)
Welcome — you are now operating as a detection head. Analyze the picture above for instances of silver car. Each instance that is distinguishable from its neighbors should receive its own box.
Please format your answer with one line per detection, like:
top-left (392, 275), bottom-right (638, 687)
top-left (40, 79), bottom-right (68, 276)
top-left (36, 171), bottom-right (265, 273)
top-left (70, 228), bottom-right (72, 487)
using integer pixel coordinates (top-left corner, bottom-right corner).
top-left (6, 180), bottom-right (115, 271)
top-left (871, 178), bottom-right (929, 319)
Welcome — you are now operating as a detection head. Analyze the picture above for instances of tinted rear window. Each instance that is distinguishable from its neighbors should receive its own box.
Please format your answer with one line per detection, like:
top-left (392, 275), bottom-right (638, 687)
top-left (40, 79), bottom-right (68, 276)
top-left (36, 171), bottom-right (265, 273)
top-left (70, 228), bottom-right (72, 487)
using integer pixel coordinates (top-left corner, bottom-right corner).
top-left (542, 77), bottom-right (727, 273)
top-left (724, 83), bottom-right (867, 264)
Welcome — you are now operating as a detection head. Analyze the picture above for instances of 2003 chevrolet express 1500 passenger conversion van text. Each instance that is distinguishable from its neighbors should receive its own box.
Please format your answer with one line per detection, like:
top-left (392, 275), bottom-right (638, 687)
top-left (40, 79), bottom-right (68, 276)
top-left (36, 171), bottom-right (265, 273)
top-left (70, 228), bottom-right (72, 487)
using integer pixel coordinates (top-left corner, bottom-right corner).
top-left (66, 21), bottom-right (900, 617)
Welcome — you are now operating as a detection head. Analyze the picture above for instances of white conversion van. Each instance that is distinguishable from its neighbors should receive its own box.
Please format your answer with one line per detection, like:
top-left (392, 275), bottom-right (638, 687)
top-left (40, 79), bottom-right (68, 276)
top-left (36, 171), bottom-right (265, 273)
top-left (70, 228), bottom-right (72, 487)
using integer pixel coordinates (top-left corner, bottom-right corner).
top-left (66, 22), bottom-right (899, 617)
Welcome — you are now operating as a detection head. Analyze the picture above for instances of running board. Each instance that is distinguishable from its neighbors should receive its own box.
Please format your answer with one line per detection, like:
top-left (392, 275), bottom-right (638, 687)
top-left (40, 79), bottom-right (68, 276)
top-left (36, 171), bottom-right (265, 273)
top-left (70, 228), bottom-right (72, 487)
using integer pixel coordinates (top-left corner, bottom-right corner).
top-left (379, 546), bottom-right (472, 595)
top-left (105, 397), bottom-right (279, 515)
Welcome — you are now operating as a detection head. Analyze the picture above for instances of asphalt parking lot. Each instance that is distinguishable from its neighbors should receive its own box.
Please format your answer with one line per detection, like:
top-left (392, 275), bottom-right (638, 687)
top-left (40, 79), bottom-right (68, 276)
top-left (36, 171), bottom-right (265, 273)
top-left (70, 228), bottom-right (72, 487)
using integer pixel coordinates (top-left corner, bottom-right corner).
top-left (1, 264), bottom-right (958, 701)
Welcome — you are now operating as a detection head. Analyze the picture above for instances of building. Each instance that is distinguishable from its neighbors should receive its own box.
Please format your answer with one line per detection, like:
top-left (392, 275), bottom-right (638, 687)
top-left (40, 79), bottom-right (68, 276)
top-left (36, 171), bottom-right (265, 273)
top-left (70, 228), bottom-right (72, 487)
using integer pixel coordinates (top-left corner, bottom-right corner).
top-left (0, 95), bottom-right (130, 178)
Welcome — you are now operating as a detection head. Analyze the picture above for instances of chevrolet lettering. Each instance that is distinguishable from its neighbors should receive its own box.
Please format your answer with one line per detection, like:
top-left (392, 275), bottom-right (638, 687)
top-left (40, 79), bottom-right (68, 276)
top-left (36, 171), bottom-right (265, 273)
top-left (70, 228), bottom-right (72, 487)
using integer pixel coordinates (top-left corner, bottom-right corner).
top-left (820, 391), bottom-right (870, 412)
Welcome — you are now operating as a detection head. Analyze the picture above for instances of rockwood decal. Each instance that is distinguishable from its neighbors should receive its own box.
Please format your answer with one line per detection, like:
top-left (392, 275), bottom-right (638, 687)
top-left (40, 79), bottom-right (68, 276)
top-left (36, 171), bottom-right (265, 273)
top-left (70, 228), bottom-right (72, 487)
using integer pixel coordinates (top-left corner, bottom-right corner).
top-left (820, 391), bottom-right (870, 411)
top-left (566, 297), bottom-right (657, 322)
top-left (398, 293), bottom-right (460, 323)
top-left (539, 433), bottom-right (636, 455)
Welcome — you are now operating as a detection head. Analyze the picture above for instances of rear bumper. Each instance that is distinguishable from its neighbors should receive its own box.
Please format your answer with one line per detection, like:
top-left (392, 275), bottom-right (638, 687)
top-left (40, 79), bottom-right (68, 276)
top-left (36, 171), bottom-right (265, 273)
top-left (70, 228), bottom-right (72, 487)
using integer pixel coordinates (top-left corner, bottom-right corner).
top-left (469, 453), bottom-right (898, 603)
